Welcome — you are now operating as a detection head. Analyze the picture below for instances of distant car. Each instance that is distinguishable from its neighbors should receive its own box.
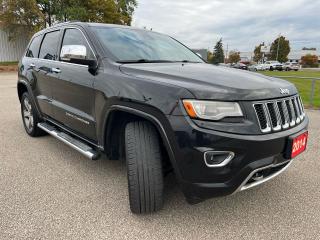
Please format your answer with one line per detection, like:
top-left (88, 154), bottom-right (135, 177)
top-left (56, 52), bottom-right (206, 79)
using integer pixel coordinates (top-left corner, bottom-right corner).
top-left (248, 64), bottom-right (265, 71)
top-left (264, 61), bottom-right (283, 71)
top-left (232, 63), bottom-right (248, 70)
top-left (283, 62), bottom-right (299, 71)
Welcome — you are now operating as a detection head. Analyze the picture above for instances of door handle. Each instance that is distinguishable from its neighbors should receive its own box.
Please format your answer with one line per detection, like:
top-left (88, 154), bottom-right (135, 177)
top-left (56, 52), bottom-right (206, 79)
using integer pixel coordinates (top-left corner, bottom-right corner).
top-left (51, 68), bottom-right (61, 73)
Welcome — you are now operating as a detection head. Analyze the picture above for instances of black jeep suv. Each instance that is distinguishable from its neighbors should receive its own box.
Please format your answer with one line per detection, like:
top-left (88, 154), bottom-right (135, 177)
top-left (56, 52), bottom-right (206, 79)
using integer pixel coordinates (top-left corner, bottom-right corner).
top-left (18, 22), bottom-right (309, 213)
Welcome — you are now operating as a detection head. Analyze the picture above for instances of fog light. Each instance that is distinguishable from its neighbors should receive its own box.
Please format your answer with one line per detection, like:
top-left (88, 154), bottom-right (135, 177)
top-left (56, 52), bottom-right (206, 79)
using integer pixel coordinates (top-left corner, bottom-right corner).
top-left (204, 151), bottom-right (235, 167)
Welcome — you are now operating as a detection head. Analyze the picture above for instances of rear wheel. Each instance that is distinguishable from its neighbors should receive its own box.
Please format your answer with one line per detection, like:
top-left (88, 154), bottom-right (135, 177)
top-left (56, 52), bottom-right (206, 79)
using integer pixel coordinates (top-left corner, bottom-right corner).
top-left (125, 121), bottom-right (164, 214)
top-left (21, 92), bottom-right (45, 137)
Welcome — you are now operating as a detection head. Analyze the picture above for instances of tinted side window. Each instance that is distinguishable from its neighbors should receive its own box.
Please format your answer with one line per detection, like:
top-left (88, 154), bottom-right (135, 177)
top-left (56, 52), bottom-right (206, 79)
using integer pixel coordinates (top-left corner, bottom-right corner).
top-left (39, 31), bottom-right (60, 60)
top-left (60, 28), bottom-right (95, 60)
top-left (26, 35), bottom-right (42, 58)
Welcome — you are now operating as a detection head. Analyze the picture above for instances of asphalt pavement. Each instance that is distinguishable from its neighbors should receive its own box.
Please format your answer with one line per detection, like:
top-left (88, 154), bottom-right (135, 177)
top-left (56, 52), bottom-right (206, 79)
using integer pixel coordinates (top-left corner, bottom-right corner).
top-left (0, 72), bottom-right (319, 239)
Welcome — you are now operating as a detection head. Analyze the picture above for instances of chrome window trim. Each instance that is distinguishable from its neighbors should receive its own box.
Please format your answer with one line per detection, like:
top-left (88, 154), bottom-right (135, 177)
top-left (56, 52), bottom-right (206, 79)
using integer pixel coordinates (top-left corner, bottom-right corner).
top-left (24, 26), bottom-right (97, 68)
top-left (38, 58), bottom-right (89, 68)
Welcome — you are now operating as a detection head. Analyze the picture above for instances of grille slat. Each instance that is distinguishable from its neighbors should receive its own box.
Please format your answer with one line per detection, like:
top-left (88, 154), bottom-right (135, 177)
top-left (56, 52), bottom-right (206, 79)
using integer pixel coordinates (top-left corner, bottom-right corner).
top-left (291, 98), bottom-right (300, 124)
top-left (266, 102), bottom-right (281, 131)
top-left (253, 95), bottom-right (305, 133)
top-left (253, 104), bottom-right (271, 133)
top-left (298, 96), bottom-right (305, 116)
top-left (296, 97), bottom-right (305, 121)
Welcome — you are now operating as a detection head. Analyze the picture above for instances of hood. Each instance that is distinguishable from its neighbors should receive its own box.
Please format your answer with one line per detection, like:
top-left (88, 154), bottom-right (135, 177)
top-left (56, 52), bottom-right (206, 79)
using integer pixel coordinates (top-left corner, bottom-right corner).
top-left (119, 62), bottom-right (297, 101)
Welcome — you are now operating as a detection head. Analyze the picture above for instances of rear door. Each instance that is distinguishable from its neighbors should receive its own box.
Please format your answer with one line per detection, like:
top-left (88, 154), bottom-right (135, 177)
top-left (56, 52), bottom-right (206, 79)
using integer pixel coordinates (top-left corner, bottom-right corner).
top-left (23, 35), bottom-right (47, 113)
top-left (52, 28), bottom-right (97, 141)
top-left (35, 30), bottom-right (62, 117)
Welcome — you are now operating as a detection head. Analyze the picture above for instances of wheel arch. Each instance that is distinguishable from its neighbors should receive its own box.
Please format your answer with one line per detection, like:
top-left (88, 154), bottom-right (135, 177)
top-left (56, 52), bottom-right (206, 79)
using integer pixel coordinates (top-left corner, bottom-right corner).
top-left (17, 80), bottom-right (42, 117)
top-left (102, 104), bottom-right (181, 178)
top-left (17, 81), bottom-right (28, 102)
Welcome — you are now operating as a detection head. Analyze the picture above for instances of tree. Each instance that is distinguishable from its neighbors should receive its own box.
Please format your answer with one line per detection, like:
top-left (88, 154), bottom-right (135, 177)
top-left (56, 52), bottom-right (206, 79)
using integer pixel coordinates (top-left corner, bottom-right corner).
top-left (212, 38), bottom-right (224, 64)
top-left (228, 51), bottom-right (240, 63)
top-left (37, 0), bottom-right (137, 26)
top-left (253, 43), bottom-right (264, 63)
top-left (207, 51), bottom-right (214, 63)
top-left (0, 0), bottom-right (45, 39)
top-left (0, 0), bottom-right (137, 40)
top-left (269, 36), bottom-right (290, 63)
top-left (116, 0), bottom-right (137, 25)
top-left (301, 54), bottom-right (319, 68)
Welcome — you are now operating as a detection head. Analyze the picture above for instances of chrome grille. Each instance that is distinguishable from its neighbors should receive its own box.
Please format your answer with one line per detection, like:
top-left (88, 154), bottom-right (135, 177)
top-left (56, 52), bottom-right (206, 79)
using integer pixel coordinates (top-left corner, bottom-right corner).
top-left (253, 95), bottom-right (305, 133)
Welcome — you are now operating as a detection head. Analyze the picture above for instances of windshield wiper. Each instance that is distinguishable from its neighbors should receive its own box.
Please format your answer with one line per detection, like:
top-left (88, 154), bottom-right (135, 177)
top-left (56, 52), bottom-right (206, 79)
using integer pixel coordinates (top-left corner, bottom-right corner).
top-left (117, 59), bottom-right (175, 64)
top-left (178, 60), bottom-right (202, 63)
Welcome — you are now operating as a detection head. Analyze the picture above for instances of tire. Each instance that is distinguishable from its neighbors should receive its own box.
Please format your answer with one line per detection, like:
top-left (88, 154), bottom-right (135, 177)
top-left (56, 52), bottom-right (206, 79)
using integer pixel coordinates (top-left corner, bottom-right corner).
top-left (270, 66), bottom-right (273, 71)
top-left (21, 92), bottom-right (46, 137)
top-left (125, 121), bottom-right (164, 214)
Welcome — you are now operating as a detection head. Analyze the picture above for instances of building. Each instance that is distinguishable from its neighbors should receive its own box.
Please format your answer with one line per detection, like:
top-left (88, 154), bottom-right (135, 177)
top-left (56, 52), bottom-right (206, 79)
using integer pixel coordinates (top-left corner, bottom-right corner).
top-left (288, 49), bottom-right (320, 63)
top-left (0, 26), bottom-right (29, 62)
top-left (239, 51), bottom-right (253, 64)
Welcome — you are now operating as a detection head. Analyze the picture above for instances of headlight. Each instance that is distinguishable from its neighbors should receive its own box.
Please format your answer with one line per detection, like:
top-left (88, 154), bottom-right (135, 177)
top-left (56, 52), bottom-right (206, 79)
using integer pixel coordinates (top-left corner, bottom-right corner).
top-left (183, 100), bottom-right (243, 120)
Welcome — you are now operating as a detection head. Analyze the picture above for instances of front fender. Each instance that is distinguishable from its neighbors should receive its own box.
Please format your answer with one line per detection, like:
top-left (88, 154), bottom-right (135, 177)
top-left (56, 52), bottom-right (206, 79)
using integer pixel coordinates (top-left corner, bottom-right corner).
top-left (98, 99), bottom-right (184, 180)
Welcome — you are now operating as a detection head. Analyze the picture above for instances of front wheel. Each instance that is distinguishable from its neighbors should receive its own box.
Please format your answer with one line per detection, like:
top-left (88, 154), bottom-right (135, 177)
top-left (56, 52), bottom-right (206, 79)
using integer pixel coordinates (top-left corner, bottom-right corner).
top-left (125, 121), bottom-right (164, 214)
top-left (21, 92), bottom-right (46, 137)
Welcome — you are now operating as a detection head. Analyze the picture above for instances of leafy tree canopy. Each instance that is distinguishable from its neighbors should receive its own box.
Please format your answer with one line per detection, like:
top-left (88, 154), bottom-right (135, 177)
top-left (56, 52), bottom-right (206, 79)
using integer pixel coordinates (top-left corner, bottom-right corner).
top-left (228, 50), bottom-right (240, 64)
top-left (301, 54), bottom-right (319, 68)
top-left (0, 0), bottom-right (137, 39)
top-left (253, 43), bottom-right (264, 63)
top-left (269, 36), bottom-right (290, 63)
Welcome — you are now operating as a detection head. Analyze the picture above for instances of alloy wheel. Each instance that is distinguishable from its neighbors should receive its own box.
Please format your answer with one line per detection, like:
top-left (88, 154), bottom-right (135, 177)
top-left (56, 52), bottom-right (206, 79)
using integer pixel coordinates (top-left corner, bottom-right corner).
top-left (23, 98), bottom-right (34, 131)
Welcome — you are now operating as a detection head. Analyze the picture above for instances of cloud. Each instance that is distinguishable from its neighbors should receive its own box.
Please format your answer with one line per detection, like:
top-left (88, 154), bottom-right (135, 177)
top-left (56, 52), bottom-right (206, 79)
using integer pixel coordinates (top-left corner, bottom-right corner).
top-left (132, 0), bottom-right (320, 51)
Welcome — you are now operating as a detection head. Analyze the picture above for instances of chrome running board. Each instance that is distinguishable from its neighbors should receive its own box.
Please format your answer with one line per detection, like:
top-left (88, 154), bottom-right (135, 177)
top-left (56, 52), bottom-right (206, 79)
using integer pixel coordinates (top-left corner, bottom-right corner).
top-left (237, 160), bottom-right (293, 192)
top-left (38, 122), bottom-right (100, 160)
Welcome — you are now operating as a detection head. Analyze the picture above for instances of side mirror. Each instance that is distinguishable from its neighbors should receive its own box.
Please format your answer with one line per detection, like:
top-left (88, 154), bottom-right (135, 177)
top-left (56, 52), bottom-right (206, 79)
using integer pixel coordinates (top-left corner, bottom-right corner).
top-left (60, 44), bottom-right (98, 74)
top-left (60, 45), bottom-right (87, 63)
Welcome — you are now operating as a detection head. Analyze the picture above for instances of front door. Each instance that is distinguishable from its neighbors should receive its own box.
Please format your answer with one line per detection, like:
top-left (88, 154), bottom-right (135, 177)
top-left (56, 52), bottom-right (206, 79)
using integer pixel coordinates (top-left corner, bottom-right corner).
top-left (51, 28), bottom-right (97, 141)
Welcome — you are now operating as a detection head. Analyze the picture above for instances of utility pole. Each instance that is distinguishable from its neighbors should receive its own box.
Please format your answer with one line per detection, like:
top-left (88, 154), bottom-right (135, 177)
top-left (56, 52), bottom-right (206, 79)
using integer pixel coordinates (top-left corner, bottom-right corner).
top-left (225, 44), bottom-right (228, 63)
top-left (276, 34), bottom-right (281, 61)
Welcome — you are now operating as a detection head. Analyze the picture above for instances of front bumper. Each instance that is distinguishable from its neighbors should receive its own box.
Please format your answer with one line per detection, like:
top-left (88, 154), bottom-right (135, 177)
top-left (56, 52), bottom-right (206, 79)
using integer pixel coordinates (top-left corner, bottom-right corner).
top-left (166, 115), bottom-right (309, 203)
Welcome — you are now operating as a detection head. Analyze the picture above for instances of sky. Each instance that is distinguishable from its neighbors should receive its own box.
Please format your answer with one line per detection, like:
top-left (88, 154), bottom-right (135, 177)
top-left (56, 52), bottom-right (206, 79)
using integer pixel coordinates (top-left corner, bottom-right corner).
top-left (132, 0), bottom-right (320, 52)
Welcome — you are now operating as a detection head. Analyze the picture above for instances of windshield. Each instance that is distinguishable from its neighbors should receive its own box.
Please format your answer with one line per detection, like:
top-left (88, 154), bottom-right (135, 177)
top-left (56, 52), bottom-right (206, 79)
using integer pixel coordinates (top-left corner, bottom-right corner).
top-left (92, 27), bottom-right (203, 63)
